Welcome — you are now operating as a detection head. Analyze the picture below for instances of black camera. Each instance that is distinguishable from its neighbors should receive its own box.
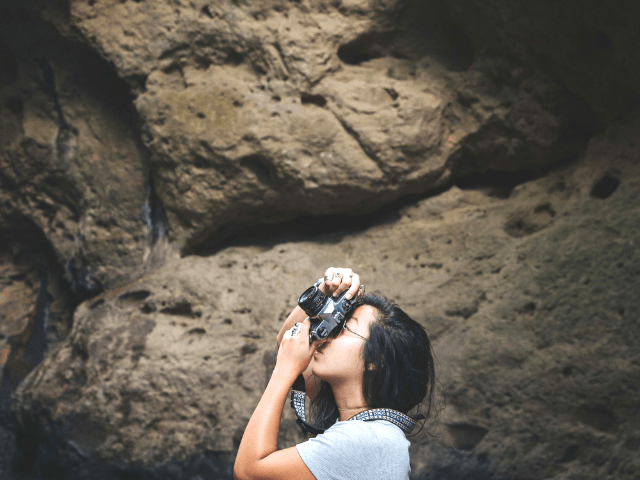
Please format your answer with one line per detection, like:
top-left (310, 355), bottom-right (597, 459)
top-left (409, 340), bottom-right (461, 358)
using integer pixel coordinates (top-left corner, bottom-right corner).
top-left (298, 281), bottom-right (359, 342)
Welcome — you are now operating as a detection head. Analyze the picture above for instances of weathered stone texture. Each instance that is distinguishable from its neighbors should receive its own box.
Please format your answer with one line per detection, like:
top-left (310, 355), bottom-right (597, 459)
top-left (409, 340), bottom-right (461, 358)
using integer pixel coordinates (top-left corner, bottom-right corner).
top-left (13, 114), bottom-right (640, 479)
top-left (444, 0), bottom-right (640, 121)
top-left (1, 1), bottom-right (639, 479)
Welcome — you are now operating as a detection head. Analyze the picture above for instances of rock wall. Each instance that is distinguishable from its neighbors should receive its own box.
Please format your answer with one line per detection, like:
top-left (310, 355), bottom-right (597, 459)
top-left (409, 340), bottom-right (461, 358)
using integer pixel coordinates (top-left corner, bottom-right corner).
top-left (1, 1), bottom-right (639, 479)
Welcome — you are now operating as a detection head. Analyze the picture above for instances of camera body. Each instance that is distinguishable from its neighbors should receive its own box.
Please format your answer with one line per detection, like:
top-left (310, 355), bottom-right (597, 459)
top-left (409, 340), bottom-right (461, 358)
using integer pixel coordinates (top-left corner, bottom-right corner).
top-left (298, 281), bottom-right (358, 342)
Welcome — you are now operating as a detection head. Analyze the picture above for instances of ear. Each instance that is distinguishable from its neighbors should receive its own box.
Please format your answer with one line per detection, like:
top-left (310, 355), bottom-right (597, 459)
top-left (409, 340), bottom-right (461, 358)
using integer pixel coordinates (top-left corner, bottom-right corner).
top-left (367, 355), bottom-right (384, 370)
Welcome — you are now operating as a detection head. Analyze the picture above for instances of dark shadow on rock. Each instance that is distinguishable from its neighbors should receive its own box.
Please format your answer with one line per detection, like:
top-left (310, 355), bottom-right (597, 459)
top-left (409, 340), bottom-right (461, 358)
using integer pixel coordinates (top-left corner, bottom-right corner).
top-left (412, 446), bottom-right (504, 480)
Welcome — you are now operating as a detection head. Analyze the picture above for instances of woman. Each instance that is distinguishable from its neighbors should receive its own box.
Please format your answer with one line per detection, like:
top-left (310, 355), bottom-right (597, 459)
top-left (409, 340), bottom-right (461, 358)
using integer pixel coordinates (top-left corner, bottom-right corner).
top-left (233, 267), bottom-right (436, 480)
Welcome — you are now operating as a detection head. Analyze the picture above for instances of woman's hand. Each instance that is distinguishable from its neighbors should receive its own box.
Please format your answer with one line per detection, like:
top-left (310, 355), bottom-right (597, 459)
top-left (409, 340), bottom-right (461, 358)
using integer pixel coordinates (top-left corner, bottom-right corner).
top-left (320, 267), bottom-right (362, 301)
top-left (275, 318), bottom-right (318, 380)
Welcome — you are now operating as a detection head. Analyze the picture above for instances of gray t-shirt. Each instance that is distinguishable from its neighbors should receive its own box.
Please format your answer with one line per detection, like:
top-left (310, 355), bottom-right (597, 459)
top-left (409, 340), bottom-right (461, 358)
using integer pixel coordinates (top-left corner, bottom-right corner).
top-left (296, 420), bottom-right (410, 480)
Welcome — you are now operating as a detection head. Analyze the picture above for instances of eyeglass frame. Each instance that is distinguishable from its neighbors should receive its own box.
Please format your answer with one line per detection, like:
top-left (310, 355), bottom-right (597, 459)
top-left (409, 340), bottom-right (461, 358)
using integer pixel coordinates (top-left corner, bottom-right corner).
top-left (333, 320), bottom-right (368, 340)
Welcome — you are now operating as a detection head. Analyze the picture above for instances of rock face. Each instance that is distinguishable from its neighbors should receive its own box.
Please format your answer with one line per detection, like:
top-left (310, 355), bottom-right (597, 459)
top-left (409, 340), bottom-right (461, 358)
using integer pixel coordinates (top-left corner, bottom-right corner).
top-left (0, 4), bottom-right (153, 295)
top-left (0, 229), bottom-right (74, 480)
top-left (444, 0), bottom-right (640, 121)
top-left (13, 113), bottom-right (640, 480)
top-left (1, 0), bottom-right (639, 479)
top-left (1, 0), bottom-right (598, 277)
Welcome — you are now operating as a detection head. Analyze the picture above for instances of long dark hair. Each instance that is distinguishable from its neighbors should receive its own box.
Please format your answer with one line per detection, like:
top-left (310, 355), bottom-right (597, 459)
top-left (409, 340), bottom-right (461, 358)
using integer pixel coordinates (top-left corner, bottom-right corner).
top-left (309, 294), bottom-right (436, 430)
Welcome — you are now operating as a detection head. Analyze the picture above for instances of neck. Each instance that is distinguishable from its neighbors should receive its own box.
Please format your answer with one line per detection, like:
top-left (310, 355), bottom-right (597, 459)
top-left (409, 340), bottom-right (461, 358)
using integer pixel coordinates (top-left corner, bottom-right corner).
top-left (330, 379), bottom-right (369, 421)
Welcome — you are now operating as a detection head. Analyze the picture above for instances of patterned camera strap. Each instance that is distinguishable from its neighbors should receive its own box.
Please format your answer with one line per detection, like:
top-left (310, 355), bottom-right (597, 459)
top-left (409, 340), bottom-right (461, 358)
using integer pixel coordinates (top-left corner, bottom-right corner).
top-left (291, 390), bottom-right (423, 435)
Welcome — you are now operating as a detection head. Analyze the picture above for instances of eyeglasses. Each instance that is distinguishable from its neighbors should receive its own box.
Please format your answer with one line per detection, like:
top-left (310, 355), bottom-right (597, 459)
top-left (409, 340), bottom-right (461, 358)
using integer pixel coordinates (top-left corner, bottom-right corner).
top-left (332, 321), bottom-right (367, 341)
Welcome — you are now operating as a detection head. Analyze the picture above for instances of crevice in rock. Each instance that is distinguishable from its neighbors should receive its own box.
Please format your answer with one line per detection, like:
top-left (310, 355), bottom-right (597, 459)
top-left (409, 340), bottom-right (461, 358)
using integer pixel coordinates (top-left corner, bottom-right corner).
top-left (65, 255), bottom-right (104, 301)
top-left (118, 290), bottom-right (151, 302)
top-left (338, 32), bottom-right (390, 65)
top-left (142, 163), bottom-right (168, 246)
top-left (36, 55), bottom-right (71, 131)
top-left (590, 169), bottom-right (621, 199)
top-left (453, 167), bottom-right (555, 199)
top-left (36, 54), bottom-right (81, 170)
top-left (0, 224), bottom-right (78, 479)
top-left (20, 265), bottom-right (52, 370)
top-left (185, 158), bottom-right (588, 257)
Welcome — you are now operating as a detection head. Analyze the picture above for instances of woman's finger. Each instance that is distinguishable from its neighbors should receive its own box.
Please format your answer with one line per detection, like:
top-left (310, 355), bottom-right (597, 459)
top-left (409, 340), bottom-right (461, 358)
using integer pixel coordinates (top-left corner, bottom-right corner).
top-left (345, 273), bottom-right (361, 300)
top-left (327, 267), bottom-right (344, 292)
top-left (323, 267), bottom-right (336, 293)
top-left (333, 268), bottom-right (353, 297)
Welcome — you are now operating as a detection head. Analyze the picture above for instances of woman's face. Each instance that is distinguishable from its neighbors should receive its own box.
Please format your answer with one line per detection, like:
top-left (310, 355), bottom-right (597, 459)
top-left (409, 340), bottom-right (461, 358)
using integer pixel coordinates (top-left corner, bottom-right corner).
top-left (310, 305), bottom-right (377, 384)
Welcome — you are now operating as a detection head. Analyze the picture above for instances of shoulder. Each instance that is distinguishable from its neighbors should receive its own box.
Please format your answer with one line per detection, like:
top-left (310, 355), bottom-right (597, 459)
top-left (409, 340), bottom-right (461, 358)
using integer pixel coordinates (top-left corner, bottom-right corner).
top-left (340, 420), bottom-right (410, 451)
top-left (298, 420), bottom-right (410, 459)
top-left (296, 420), bottom-right (410, 480)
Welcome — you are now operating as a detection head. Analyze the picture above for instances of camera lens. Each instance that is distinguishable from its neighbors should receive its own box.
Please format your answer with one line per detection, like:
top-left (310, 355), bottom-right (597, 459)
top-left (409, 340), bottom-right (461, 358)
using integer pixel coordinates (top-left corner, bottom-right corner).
top-left (298, 286), bottom-right (328, 316)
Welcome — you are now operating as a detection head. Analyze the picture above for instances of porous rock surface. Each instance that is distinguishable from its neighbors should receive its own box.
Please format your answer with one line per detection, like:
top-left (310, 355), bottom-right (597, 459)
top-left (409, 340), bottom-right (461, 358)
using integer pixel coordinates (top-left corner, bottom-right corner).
top-left (1, 0), bottom-right (597, 285)
top-left (1, 0), bottom-right (639, 479)
top-left (0, 3), bottom-right (151, 295)
top-left (13, 113), bottom-right (640, 480)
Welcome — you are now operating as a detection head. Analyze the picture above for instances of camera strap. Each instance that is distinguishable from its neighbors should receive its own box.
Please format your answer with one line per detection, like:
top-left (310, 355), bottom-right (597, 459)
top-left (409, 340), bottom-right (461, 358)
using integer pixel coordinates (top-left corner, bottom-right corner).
top-left (290, 389), bottom-right (424, 436)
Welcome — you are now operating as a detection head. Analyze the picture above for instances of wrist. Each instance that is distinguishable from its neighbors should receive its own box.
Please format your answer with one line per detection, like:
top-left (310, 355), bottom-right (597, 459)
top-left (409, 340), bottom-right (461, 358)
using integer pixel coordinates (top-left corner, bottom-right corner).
top-left (271, 364), bottom-right (301, 385)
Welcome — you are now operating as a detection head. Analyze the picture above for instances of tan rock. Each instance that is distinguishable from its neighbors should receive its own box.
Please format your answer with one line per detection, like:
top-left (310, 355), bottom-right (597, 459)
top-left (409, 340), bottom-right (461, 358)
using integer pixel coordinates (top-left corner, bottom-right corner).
top-left (0, 10), bottom-right (151, 292)
top-left (14, 114), bottom-right (640, 479)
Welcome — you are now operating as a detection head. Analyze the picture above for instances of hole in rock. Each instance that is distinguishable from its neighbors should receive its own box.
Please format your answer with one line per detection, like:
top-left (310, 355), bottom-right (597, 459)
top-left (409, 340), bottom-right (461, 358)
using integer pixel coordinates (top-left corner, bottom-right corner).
top-left (241, 343), bottom-right (258, 356)
top-left (201, 5), bottom-right (213, 18)
top-left (240, 154), bottom-right (274, 184)
top-left (338, 33), bottom-right (388, 65)
top-left (300, 93), bottom-right (327, 107)
top-left (187, 327), bottom-right (206, 335)
top-left (590, 171), bottom-right (620, 199)
top-left (160, 301), bottom-right (195, 318)
top-left (119, 290), bottom-right (151, 302)
top-left (141, 303), bottom-right (155, 314)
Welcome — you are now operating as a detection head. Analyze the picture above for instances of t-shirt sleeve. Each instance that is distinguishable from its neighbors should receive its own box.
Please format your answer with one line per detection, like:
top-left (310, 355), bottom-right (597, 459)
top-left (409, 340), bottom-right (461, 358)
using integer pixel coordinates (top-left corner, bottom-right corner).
top-left (296, 421), bottom-right (410, 480)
